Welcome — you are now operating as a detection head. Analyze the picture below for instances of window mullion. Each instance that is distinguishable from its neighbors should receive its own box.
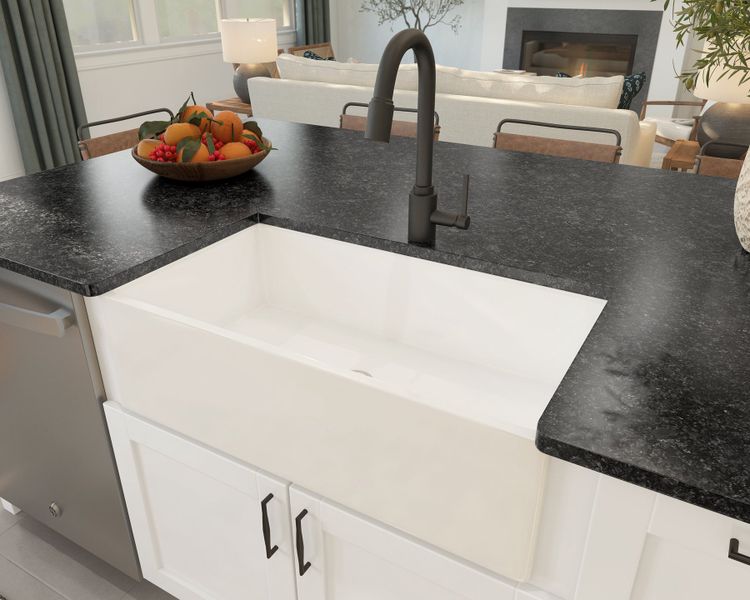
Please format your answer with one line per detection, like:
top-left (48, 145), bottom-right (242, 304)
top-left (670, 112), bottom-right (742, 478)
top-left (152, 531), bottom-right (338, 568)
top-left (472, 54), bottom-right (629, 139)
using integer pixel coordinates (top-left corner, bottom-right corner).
top-left (135, 0), bottom-right (161, 45)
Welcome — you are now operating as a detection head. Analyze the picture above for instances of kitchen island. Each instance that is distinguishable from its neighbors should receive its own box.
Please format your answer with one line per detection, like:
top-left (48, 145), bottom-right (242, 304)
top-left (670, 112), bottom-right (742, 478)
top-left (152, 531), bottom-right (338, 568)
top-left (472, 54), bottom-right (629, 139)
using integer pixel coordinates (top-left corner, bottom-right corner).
top-left (1, 119), bottom-right (747, 599)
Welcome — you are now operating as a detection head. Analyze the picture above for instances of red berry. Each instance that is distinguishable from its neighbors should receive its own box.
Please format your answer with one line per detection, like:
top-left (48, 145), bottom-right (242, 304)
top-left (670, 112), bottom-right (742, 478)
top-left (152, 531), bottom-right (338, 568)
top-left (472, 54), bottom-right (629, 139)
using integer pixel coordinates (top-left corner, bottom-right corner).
top-left (159, 134), bottom-right (165, 141)
top-left (208, 156), bottom-right (216, 161)
top-left (170, 145), bottom-right (176, 152)
top-left (218, 155), bottom-right (226, 160)
top-left (157, 157), bottom-right (164, 162)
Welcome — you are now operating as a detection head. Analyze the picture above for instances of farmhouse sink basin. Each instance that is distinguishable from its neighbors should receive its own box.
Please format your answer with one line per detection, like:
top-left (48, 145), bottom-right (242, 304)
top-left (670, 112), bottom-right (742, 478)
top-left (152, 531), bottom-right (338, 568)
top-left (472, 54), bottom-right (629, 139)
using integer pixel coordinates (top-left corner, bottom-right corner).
top-left (87, 224), bottom-right (605, 581)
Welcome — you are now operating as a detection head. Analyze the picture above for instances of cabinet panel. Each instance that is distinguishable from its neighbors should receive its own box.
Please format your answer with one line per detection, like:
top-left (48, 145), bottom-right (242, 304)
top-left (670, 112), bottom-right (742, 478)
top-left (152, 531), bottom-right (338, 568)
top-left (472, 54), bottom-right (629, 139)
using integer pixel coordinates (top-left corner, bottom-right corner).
top-left (631, 535), bottom-right (750, 600)
top-left (105, 402), bottom-right (296, 600)
top-left (290, 485), bottom-right (516, 600)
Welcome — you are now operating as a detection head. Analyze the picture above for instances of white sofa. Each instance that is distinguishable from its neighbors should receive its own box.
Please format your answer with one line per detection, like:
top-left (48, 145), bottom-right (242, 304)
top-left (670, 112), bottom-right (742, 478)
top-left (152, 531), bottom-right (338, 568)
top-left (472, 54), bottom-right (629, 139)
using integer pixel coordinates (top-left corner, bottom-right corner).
top-left (250, 55), bottom-right (656, 167)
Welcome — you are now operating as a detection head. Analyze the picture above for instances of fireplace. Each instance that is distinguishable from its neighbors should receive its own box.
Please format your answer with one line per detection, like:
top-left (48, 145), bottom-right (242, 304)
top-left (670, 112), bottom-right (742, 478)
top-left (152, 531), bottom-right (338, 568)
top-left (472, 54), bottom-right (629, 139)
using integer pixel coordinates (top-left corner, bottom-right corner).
top-left (503, 8), bottom-right (663, 113)
top-left (520, 31), bottom-right (638, 78)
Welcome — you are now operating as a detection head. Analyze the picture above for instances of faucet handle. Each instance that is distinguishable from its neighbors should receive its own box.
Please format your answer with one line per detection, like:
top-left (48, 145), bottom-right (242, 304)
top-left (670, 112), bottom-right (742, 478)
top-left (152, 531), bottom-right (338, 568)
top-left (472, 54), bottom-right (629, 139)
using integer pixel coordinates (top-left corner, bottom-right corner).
top-left (457, 174), bottom-right (470, 229)
top-left (430, 173), bottom-right (471, 230)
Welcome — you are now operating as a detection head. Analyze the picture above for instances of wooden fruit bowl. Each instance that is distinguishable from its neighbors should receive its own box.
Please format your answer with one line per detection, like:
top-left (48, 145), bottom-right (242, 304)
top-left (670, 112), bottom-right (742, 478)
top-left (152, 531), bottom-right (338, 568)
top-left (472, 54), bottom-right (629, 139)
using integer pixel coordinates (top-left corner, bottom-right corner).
top-left (132, 138), bottom-right (271, 182)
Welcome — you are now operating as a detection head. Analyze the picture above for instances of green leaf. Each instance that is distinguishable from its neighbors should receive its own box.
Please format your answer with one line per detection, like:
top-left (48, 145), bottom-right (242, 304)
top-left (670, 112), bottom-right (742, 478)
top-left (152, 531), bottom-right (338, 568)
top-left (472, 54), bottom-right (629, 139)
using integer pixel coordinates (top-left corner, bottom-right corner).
top-left (187, 111), bottom-right (211, 128)
top-left (176, 137), bottom-right (201, 163)
top-left (138, 120), bottom-right (171, 141)
top-left (205, 132), bottom-right (215, 154)
top-left (243, 120), bottom-right (264, 139)
top-left (175, 91), bottom-right (198, 123)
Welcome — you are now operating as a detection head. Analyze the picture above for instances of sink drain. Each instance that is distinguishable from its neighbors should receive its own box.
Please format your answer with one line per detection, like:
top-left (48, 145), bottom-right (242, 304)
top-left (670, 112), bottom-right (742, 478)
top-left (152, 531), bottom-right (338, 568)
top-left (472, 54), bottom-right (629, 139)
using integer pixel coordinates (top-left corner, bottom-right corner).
top-left (351, 369), bottom-right (373, 378)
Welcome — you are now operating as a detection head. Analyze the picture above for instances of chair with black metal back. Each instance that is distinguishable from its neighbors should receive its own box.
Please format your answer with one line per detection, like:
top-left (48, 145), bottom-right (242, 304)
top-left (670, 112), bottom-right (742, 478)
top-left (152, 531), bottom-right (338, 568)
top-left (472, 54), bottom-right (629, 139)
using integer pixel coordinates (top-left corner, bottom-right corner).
top-left (340, 102), bottom-right (441, 141)
top-left (493, 119), bottom-right (623, 164)
top-left (696, 141), bottom-right (748, 179)
top-left (77, 108), bottom-right (174, 160)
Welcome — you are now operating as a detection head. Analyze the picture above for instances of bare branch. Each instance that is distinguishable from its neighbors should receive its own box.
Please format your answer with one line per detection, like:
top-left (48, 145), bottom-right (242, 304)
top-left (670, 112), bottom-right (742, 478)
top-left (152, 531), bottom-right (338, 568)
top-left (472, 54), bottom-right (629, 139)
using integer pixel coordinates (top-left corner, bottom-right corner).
top-left (361, 0), bottom-right (464, 33)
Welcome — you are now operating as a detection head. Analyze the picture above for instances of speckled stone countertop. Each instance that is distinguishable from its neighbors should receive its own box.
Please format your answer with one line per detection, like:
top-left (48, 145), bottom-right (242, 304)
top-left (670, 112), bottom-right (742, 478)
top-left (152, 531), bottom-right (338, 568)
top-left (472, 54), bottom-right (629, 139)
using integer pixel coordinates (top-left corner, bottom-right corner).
top-left (0, 120), bottom-right (745, 523)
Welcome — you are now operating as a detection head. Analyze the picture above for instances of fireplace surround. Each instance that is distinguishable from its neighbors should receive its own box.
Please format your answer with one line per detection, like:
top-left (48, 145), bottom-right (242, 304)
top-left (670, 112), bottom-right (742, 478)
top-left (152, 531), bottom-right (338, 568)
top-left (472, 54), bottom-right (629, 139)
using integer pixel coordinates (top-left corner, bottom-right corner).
top-left (504, 8), bottom-right (663, 113)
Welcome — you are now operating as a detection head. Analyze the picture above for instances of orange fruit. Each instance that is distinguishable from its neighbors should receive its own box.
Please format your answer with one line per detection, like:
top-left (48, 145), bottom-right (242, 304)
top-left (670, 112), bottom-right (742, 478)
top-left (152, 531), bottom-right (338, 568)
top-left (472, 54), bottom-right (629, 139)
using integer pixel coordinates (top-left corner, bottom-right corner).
top-left (210, 111), bottom-right (243, 143)
top-left (177, 143), bottom-right (210, 163)
top-left (181, 105), bottom-right (213, 132)
top-left (136, 139), bottom-right (161, 158)
top-left (241, 129), bottom-right (262, 144)
top-left (164, 123), bottom-right (200, 146)
top-left (221, 142), bottom-right (252, 160)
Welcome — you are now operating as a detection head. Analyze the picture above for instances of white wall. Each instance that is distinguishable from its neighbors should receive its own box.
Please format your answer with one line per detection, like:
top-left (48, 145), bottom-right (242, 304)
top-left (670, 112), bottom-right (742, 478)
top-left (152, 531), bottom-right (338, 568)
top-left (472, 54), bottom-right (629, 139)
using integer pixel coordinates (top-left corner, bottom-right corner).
top-left (330, 0), bottom-right (487, 69)
top-left (75, 43), bottom-right (236, 136)
top-left (330, 0), bottom-right (688, 103)
top-left (0, 63), bottom-right (26, 181)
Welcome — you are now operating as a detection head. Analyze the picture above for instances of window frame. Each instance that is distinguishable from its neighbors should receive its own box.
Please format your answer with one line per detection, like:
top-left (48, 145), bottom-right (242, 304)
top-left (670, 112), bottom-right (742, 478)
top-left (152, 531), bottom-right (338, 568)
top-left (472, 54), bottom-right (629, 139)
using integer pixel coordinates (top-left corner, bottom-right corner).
top-left (63, 0), bottom-right (143, 54)
top-left (68, 0), bottom-right (296, 56)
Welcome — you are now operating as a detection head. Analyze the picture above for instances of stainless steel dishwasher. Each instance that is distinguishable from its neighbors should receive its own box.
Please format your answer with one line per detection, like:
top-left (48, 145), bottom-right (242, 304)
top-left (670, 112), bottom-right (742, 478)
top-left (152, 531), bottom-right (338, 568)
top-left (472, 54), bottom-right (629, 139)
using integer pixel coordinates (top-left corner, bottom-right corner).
top-left (0, 267), bottom-right (140, 579)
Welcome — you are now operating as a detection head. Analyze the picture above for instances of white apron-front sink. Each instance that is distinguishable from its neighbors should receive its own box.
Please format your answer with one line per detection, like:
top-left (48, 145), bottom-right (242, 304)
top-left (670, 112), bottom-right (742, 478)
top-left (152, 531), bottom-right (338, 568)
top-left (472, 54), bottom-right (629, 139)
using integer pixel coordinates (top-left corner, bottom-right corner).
top-left (86, 224), bottom-right (605, 581)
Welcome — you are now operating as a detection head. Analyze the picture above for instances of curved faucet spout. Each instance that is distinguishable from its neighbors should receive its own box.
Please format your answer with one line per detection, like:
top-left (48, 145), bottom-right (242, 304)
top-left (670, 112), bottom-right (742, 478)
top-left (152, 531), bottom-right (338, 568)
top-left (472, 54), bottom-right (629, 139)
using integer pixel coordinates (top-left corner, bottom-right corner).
top-left (365, 29), bottom-right (436, 191)
top-left (365, 29), bottom-right (468, 246)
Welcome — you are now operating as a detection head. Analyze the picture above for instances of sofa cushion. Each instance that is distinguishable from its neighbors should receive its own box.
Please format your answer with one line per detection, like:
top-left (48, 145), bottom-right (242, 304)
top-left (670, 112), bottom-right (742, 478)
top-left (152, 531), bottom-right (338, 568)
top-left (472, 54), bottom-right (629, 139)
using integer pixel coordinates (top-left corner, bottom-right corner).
top-left (436, 67), bottom-right (624, 109)
top-left (276, 54), bottom-right (418, 90)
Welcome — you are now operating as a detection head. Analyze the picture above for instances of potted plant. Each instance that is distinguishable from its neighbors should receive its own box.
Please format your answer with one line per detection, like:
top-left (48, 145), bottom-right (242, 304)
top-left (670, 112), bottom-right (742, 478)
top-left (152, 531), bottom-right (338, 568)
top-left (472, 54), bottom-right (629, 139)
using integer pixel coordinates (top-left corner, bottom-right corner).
top-left (659, 0), bottom-right (750, 251)
top-left (360, 0), bottom-right (465, 34)
top-left (658, 0), bottom-right (749, 91)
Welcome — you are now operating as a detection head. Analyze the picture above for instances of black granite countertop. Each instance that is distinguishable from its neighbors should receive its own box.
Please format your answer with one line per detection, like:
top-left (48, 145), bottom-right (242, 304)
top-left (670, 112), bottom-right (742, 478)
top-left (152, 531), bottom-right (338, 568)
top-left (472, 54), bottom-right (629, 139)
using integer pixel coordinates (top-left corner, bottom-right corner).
top-left (0, 120), bottom-right (745, 523)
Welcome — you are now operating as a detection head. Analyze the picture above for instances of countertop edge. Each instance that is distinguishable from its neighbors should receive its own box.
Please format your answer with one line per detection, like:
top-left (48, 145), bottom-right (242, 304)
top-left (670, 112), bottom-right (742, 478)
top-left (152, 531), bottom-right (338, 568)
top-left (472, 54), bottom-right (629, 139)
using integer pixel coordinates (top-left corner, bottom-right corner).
top-left (535, 432), bottom-right (750, 523)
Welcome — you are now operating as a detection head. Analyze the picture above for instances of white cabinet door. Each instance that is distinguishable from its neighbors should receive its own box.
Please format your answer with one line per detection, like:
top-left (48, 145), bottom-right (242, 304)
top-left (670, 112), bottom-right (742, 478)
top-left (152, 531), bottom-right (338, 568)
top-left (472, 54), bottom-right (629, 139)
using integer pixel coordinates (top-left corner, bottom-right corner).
top-left (105, 402), bottom-right (296, 600)
top-left (630, 496), bottom-right (750, 600)
top-left (289, 485), bottom-right (517, 600)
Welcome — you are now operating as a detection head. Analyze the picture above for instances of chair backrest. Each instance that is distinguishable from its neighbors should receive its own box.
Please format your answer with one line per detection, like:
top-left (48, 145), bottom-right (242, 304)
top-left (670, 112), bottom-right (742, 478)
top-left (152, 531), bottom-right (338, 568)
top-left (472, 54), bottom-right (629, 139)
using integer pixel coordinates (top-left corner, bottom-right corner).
top-left (77, 108), bottom-right (174, 160)
top-left (340, 102), bottom-right (441, 141)
top-left (696, 141), bottom-right (748, 179)
top-left (494, 119), bottom-right (622, 164)
top-left (288, 42), bottom-right (335, 60)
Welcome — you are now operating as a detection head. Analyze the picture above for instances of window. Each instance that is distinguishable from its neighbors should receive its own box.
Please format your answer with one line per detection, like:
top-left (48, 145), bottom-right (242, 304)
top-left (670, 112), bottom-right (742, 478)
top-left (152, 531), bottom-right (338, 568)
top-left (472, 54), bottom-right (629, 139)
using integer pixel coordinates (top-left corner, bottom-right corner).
top-left (64, 0), bottom-right (296, 54)
top-left (155, 0), bottom-right (219, 41)
top-left (222, 0), bottom-right (293, 30)
top-left (62, 0), bottom-right (138, 49)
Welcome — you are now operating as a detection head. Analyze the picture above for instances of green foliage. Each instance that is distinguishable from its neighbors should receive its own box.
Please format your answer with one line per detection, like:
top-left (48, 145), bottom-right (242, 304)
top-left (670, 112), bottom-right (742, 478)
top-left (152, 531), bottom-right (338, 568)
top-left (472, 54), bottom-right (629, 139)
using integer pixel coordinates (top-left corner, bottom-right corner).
top-left (176, 137), bottom-right (201, 163)
top-left (174, 91), bottom-right (197, 123)
top-left (657, 0), bottom-right (750, 93)
top-left (138, 120), bottom-right (171, 141)
top-left (205, 132), bottom-right (216, 155)
top-left (243, 121), bottom-right (275, 151)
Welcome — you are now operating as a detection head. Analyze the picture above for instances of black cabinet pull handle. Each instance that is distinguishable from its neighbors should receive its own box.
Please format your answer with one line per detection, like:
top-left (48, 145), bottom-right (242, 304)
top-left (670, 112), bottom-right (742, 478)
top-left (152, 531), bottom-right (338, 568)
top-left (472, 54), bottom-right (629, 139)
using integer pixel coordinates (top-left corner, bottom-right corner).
top-left (260, 494), bottom-right (278, 559)
top-left (729, 538), bottom-right (750, 566)
top-left (295, 509), bottom-right (312, 576)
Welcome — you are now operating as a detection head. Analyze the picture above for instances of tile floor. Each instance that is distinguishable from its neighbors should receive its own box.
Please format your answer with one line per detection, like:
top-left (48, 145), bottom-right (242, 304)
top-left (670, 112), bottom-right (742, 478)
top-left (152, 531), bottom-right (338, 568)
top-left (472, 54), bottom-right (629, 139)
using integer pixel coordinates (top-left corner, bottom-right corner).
top-left (0, 508), bottom-right (175, 600)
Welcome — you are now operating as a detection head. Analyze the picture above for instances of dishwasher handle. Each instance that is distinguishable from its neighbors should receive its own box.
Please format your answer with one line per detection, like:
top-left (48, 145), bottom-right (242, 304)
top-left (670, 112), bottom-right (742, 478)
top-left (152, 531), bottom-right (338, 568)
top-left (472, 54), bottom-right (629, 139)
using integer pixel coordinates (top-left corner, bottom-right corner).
top-left (0, 301), bottom-right (74, 337)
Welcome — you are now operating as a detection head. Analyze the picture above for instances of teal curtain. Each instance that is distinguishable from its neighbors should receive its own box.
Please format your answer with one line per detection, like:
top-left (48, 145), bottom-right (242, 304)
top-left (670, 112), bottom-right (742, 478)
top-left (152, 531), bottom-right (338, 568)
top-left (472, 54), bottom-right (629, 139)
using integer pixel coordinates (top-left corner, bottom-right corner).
top-left (0, 0), bottom-right (88, 174)
top-left (304, 0), bottom-right (330, 45)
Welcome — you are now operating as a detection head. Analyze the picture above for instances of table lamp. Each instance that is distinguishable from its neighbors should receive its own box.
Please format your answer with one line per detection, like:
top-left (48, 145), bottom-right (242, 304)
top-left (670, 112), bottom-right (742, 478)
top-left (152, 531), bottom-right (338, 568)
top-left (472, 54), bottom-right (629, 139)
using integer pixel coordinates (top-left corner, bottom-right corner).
top-left (220, 18), bottom-right (278, 104)
top-left (693, 62), bottom-right (750, 159)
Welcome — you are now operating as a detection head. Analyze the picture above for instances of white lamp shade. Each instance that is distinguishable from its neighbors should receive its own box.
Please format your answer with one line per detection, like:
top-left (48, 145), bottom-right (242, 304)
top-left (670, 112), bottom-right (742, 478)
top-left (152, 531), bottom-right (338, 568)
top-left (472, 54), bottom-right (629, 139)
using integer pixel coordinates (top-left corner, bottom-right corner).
top-left (693, 44), bottom-right (750, 104)
top-left (220, 19), bottom-right (278, 64)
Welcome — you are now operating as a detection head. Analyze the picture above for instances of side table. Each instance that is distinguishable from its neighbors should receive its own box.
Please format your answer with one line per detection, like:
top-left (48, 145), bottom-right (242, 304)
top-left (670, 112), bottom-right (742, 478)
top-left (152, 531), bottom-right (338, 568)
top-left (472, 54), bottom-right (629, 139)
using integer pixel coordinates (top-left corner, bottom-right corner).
top-left (662, 139), bottom-right (700, 172)
top-left (206, 98), bottom-right (253, 116)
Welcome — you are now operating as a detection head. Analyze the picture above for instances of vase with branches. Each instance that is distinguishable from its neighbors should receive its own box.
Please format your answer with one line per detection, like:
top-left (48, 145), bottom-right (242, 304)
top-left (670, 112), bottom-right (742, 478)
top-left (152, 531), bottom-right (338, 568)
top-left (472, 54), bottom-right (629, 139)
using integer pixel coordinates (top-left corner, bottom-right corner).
top-left (658, 0), bottom-right (750, 94)
top-left (360, 0), bottom-right (465, 34)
